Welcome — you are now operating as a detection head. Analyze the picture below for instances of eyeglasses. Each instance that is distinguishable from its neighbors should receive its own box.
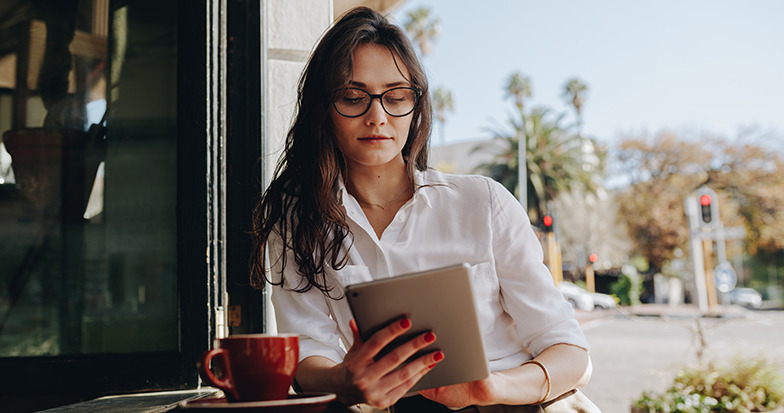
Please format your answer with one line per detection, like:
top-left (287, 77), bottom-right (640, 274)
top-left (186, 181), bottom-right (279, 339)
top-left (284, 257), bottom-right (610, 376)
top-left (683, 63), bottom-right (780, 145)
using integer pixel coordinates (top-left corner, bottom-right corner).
top-left (332, 87), bottom-right (420, 118)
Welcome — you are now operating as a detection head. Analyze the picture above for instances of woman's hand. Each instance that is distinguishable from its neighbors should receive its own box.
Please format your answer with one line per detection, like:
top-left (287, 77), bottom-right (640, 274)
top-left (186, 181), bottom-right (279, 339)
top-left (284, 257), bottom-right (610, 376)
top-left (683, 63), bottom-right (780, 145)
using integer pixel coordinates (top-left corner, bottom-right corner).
top-left (420, 344), bottom-right (592, 409)
top-left (418, 374), bottom-right (501, 409)
top-left (334, 318), bottom-right (445, 408)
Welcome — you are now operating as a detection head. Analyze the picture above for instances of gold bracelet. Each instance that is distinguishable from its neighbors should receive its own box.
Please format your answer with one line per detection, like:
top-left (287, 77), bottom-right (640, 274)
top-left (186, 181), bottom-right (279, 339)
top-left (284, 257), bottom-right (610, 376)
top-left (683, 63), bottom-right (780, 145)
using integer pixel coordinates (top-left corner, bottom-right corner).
top-left (522, 359), bottom-right (551, 404)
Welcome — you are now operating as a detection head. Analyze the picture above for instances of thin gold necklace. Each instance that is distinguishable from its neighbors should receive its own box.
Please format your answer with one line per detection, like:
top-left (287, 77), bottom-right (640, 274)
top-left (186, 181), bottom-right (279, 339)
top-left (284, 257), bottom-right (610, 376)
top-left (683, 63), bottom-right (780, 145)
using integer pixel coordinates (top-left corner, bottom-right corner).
top-left (357, 194), bottom-right (409, 210)
top-left (354, 186), bottom-right (413, 210)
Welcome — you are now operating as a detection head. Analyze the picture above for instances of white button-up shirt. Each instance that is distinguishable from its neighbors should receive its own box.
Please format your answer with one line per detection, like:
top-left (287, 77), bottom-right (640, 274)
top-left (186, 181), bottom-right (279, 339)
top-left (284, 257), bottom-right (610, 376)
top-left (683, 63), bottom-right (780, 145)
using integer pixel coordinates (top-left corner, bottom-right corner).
top-left (270, 169), bottom-right (589, 373)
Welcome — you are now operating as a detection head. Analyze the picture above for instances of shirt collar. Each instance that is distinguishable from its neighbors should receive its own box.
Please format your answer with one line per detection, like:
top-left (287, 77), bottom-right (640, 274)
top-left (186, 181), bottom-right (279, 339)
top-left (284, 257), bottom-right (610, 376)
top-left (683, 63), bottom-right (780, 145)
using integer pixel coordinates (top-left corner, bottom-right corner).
top-left (335, 168), bottom-right (435, 209)
top-left (412, 169), bottom-right (434, 209)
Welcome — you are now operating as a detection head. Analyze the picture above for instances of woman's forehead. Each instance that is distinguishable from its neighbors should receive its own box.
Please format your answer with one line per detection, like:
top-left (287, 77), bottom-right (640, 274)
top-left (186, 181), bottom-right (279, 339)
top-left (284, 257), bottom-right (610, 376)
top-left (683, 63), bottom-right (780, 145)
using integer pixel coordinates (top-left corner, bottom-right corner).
top-left (347, 43), bottom-right (411, 88)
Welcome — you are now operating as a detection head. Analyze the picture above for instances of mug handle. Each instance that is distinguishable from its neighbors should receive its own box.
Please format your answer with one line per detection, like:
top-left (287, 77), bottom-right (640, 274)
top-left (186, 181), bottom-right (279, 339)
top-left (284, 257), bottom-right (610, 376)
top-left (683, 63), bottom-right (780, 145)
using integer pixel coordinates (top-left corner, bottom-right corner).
top-left (198, 348), bottom-right (240, 401)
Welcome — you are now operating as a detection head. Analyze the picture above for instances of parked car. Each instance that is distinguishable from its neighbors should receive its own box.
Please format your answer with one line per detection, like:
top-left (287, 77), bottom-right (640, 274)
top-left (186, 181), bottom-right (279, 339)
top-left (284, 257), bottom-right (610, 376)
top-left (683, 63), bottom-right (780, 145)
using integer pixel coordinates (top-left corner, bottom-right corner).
top-left (589, 292), bottom-right (618, 310)
top-left (729, 287), bottom-right (762, 309)
top-left (558, 282), bottom-right (594, 311)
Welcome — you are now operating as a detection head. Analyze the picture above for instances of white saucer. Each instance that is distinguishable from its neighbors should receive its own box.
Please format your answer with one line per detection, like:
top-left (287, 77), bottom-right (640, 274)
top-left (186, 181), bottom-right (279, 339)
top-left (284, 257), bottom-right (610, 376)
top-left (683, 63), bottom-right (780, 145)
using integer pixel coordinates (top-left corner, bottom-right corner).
top-left (178, 392), bottom-right (337, 412)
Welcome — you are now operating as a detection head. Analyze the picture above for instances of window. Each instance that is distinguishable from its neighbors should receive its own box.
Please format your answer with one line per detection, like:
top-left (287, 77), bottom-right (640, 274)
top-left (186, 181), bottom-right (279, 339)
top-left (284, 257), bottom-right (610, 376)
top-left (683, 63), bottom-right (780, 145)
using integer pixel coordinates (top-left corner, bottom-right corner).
top-left (0, 0), bottom-right (263, 410)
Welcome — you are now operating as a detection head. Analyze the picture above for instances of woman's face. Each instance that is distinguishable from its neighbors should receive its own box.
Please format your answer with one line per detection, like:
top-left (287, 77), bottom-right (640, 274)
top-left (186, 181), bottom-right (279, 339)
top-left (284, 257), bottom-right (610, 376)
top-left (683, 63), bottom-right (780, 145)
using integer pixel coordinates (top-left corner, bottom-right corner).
top-left (330, 43), bottom-right (415, 171)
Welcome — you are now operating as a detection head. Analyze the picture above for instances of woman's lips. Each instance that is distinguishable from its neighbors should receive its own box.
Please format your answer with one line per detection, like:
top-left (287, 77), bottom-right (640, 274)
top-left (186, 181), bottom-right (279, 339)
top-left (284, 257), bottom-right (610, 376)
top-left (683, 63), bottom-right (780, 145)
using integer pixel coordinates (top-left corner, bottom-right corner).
top-left (358, 135), bottom-right (391, 142)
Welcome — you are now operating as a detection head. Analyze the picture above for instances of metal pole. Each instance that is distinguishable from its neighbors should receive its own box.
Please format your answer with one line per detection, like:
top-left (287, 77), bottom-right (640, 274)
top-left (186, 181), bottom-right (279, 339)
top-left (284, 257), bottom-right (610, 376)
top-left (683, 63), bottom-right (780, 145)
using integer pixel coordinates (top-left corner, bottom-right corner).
top-left (686, 195), bottom-right (709, 312)
top-left (518, 131), bottom-right (527, 213)
top-left (703, 239), bottom-right (718, 313)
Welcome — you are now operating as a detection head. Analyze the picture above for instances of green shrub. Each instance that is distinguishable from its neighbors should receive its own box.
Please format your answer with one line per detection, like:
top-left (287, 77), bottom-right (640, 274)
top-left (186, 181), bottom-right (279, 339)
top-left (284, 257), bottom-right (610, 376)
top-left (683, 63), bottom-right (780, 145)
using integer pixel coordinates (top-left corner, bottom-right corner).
top-left (609, 274), bottom-right (630, 306)
top-left (632, 356), bottom-right (784, 413)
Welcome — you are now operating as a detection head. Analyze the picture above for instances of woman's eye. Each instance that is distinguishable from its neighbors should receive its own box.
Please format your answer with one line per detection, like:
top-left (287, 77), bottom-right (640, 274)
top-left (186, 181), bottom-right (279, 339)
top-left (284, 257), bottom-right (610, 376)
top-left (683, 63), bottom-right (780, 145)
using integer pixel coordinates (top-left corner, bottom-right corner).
top-left (384, 93), bottom-right (408, 103)
top-left (342, 96), bottom-right (366, 105)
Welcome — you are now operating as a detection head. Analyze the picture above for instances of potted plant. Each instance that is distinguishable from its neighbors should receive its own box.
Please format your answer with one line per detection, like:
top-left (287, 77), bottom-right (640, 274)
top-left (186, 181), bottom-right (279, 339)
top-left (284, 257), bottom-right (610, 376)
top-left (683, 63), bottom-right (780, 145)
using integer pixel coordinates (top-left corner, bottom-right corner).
top-left (631, 355), bottom-right (784, 413)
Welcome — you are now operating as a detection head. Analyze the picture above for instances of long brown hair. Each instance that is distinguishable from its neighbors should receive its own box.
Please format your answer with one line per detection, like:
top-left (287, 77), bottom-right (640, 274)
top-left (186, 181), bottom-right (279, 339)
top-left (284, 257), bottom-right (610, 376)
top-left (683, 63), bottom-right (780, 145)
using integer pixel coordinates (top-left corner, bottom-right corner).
top-left (249, 7), bottom-right (433, 296)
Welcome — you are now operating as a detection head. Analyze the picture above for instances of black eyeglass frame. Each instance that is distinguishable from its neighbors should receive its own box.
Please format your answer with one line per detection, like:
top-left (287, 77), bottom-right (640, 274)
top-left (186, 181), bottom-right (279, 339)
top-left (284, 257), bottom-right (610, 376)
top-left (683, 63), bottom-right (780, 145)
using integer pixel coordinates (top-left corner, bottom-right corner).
top-left (332, 86), bottom-right (422, 118)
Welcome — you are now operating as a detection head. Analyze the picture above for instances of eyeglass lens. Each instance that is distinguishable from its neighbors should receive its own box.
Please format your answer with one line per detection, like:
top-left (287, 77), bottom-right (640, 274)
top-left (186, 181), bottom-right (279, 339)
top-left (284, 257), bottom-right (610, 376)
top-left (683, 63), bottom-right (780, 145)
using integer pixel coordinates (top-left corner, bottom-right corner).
top-left (333, 87), bottom-right (418, 117)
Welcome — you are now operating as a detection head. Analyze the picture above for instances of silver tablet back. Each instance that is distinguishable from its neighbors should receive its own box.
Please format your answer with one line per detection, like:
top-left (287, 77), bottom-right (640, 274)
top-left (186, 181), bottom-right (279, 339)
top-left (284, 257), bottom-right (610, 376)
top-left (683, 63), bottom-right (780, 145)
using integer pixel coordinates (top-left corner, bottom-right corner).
top-left (345, 263), bottom-right (490, 392)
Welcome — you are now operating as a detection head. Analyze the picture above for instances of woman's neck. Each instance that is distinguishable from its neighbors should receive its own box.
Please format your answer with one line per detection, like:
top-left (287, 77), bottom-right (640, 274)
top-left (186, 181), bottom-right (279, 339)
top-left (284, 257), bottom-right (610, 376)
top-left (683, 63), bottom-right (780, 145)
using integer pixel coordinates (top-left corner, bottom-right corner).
top-left (345, 160), bottom-right (413, 210)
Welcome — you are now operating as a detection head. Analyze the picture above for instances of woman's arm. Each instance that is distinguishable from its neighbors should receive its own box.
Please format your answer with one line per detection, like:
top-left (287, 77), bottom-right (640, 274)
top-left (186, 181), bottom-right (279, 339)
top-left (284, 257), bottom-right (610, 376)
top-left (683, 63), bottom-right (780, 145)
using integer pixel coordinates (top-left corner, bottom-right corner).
top-left (295, 319), bottom-right (446, 409)
top-left (419, 343), bottom-right (591, 408)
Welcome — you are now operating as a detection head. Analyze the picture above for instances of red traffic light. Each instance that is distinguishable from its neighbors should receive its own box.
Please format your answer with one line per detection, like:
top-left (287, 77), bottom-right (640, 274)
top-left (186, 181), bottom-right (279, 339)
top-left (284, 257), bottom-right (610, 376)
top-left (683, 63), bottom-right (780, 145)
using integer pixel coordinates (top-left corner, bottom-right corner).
top-left (543, 215), bottom-right (553, 227)
top-left (699, 194), bottom-right (712, 224)
top-left (588, 253), bottom-right (598, 264)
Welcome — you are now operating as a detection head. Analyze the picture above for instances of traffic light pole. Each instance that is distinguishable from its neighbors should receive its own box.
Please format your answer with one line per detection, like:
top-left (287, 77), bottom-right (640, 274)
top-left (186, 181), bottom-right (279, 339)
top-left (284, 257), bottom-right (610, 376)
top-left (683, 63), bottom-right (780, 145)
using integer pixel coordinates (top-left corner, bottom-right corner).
top-left (585, 264), bottom-right (595, 293)
top-left (546, 232), bottom-right (562, 285)
top-left (703, 239), bottom-right (718, 312)
top-left (686, 192), bottom-right (709, 312)
top-left (686, 187), bottom-right (722, 314)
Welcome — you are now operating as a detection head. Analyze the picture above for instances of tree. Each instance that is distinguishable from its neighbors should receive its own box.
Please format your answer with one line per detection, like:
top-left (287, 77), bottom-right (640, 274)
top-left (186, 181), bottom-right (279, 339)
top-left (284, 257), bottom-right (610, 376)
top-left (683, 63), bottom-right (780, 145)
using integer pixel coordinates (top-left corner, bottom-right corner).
top-left (613, 131), bottom-right (784, 273)
top-left (432, 87), bottom-right (454, 145)
top-left (474, 106), bottom-right (603, 222)
top-left (701, 139), bottom-right (784, 257)
top-left (506, 72), bottom-right (532, 113)
top-left (403, 7), bottom-right (441, 57)
top-left (562, 77), bottom-right (588, 133)
top-left (614, 133), bottom-right (711, 272)
top-left (474, 72), bottom-right (603, 222)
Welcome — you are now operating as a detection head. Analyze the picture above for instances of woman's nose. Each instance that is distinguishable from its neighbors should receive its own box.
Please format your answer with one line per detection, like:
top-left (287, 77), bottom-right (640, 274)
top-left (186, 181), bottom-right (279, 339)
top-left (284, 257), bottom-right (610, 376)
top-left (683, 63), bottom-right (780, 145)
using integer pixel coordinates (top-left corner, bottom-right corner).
top-left (364, 98), bottom-right (387, 125)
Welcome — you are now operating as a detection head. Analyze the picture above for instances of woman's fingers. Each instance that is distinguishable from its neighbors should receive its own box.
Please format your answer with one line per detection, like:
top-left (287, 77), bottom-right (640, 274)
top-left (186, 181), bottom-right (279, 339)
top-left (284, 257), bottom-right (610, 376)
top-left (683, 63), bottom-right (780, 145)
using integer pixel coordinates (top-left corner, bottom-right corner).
top-left (365, 350), bottom-right (445, 408)
top-left (340, 318), bottom-right (447, 408)
top-left (341, 318), bottom-right (416, 391)
top-left (348, 319), bottom-right (363, 346)
top-left (348, 317), bottom-right (412, 367)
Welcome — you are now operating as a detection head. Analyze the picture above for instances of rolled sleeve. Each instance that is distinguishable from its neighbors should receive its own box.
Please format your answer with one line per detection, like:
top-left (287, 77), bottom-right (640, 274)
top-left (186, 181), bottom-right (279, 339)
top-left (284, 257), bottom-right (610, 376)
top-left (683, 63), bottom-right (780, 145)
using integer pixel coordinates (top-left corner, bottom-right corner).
top-left (269, 234), bottom-right (346, 364)
top-left (487, 179), bottom-right (590, 356)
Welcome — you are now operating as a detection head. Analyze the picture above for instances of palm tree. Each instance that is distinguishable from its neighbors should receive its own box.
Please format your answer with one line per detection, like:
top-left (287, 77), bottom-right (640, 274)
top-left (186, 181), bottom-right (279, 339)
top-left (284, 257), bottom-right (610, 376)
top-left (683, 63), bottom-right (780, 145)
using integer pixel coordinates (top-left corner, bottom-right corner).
top-left (504, 72), bottom-right (532, 208)
top-left (403, 7), bottom-right (441, 57)
top-left (562, 77), bottom-right (589, 132)
top-left (506, 72), bottom-right (532, 113)
top-left (432, 87), bottom-right (454, 145)
top-left (474, 107), bottom-right (600, 222)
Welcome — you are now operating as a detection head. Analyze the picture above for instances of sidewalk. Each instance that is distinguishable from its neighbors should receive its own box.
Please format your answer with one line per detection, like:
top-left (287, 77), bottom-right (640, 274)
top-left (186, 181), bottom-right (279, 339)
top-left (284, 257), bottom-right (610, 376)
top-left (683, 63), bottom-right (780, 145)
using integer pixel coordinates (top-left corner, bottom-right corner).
top-left (623, 303), bottom-right (751, 318)
top-left (574, 303), bottom-right (759, 328)
top-left (578, 305), bottom-right (784, 413)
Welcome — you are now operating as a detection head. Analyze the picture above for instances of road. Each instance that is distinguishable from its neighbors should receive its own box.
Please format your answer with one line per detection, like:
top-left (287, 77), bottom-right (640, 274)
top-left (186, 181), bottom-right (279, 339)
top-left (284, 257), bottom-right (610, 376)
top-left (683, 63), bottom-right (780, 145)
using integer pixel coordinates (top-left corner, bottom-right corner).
top-left (576, 305), bottom-right (784, 413)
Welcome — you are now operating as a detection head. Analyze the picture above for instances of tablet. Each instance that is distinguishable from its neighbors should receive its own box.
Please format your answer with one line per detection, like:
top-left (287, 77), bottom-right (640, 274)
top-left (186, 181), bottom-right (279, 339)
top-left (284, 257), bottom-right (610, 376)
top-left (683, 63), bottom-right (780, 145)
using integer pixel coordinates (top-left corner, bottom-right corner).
top-left (344, 263), bottom-right (490, 392)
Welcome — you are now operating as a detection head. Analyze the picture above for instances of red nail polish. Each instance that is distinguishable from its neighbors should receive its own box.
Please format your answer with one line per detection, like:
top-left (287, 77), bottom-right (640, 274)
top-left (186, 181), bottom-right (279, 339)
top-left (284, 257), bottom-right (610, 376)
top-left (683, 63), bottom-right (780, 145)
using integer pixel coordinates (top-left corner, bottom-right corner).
top-left (434, 351), bottom-right (444, 361)
top-left (428, 364), bottom-right (436, 369)
top-left (424, 332), bottom-right (435, 343)
top-left (400, 318), bottom-right (411, 329)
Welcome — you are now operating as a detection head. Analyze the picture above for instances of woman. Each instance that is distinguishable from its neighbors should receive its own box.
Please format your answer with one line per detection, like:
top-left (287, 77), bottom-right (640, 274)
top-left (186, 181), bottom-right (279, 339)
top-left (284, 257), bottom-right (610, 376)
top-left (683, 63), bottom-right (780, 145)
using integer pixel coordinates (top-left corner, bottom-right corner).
top-left (251, 7), bottom-right (595, 412)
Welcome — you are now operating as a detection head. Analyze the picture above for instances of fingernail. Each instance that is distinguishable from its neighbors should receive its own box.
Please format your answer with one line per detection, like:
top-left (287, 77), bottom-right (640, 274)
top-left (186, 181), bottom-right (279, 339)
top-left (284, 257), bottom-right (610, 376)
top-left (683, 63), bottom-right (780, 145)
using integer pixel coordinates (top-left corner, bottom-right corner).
top-left (428, 364), bottom-right (436, 369)
top-left (434, 351), bottom-right (444, 361)
top-left (424, 332), bottom-right (436, 343)
top-left (400, 318), bottom-right (411, 329)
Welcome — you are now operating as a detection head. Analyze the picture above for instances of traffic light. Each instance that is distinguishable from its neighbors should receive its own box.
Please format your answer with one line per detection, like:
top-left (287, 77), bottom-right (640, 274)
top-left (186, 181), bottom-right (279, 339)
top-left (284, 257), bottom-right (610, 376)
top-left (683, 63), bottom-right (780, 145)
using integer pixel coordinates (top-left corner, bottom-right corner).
top-left (588, 253), bottom-right (598, 264)
top-left (542, 215), bottom-right (553, 232)
top-left (699, 194), bottom-right (712, 224)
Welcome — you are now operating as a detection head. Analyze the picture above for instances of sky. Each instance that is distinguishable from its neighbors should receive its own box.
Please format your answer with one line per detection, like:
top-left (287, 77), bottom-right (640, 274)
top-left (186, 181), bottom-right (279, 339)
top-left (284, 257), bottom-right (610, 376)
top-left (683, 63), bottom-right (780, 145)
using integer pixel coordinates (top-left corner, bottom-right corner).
top-left (391, 0), bottom-right (784, 148)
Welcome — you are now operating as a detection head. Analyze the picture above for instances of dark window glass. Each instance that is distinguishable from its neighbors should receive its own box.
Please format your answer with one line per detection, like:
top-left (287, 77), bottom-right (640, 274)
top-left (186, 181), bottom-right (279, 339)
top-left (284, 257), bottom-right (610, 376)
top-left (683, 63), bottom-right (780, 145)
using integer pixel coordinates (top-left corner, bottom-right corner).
top-left (0, 0), bottom-right (178, 356)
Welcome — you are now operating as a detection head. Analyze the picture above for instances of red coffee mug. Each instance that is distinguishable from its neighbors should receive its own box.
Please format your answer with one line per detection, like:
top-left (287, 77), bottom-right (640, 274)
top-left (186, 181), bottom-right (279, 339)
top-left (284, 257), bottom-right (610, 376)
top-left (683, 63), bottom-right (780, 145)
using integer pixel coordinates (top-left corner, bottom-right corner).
top-left (198, 334), bottom-right (299, 402)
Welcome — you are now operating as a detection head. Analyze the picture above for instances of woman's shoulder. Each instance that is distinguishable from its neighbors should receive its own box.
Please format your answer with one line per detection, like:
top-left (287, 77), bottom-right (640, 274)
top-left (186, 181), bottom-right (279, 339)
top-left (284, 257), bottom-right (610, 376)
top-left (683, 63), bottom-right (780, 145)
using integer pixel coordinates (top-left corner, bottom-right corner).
top-left (419, 168), bottom-right (495, 186)
top-left (419, 169), bottom-right (507, 195)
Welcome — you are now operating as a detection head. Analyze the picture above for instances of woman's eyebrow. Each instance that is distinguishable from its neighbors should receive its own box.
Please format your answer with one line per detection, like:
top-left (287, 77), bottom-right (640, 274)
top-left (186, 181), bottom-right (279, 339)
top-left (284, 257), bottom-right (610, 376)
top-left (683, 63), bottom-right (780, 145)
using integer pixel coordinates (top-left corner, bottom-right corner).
top-left (347, 80), bottom-right (409, 88)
